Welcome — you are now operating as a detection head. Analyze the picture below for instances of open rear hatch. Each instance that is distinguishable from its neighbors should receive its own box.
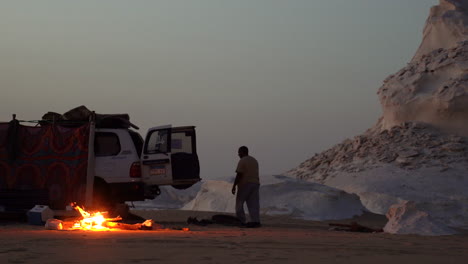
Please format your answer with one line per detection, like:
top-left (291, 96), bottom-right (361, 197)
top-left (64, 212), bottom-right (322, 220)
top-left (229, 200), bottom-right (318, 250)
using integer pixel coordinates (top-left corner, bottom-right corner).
top-left (141, 125), bottom-right (200, 190)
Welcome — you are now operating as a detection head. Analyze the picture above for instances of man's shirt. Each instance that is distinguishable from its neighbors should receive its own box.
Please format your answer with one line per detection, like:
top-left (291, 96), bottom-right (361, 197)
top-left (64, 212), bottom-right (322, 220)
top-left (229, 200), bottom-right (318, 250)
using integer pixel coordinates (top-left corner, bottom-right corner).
top-left (236, 155), bottom-right (260, 186)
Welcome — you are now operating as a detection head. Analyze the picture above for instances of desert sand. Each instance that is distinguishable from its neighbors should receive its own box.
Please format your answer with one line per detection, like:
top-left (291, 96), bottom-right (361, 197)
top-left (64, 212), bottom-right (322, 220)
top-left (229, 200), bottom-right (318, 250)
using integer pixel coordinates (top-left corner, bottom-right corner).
top-left (1, 209), bottom-right (467, 264)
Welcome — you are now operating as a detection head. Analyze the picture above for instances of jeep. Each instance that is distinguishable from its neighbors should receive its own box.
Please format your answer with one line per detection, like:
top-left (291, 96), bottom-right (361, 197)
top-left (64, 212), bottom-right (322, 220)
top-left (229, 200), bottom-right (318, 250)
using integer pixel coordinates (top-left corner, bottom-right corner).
top-left (92, 125), bottom-right (200, 209)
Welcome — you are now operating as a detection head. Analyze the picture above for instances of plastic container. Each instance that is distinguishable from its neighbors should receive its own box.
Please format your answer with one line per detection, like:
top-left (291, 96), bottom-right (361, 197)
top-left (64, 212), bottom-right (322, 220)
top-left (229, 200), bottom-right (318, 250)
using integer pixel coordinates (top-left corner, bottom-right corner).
top-left (27, 205), bottom-right (54, 225)
top-left (45, 219), bottom-right (63, 230)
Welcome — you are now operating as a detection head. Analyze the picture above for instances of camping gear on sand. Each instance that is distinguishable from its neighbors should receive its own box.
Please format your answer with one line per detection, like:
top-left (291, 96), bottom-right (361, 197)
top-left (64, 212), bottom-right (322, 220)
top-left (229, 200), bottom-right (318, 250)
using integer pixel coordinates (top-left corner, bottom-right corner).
top-left (27, 205), bottom-right (54, 225)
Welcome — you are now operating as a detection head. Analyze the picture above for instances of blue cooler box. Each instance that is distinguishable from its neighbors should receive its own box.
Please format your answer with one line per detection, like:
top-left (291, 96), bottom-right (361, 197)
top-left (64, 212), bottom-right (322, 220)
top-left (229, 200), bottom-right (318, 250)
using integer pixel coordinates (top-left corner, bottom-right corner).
top-left (27, 205), bottom-right (54, 225)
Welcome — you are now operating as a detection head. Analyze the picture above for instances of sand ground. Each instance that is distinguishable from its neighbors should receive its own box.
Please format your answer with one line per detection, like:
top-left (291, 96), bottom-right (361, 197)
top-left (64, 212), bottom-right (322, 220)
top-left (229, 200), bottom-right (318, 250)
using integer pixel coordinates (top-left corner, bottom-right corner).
top-left (0, 210), bottom-right (467, 264)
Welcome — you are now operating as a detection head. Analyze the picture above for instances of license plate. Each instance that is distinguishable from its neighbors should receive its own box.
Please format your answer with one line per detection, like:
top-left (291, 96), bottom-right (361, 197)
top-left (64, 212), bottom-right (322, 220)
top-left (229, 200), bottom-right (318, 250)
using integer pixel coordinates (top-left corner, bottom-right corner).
top-left (150, 166), bottom-right (166, 176)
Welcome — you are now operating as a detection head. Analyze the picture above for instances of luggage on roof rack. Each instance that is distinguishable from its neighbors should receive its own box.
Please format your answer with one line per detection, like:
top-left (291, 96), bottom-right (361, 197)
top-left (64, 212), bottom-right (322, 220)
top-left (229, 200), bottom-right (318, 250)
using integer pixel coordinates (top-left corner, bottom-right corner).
top-left (40, 105), bottom-right (139, 129)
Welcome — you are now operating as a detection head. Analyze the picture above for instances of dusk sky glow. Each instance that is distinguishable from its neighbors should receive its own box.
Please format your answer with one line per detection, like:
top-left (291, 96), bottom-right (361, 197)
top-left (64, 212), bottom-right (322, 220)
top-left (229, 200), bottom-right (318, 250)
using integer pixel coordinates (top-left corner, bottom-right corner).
top-left (1, 0), bottom-right (437, 179)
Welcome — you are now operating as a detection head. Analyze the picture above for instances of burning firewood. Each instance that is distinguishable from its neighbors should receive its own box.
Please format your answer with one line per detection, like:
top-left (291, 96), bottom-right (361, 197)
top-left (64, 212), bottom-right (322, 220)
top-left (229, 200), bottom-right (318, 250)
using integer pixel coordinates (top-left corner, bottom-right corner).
top-left (44, 203), bottom-right (189, 231)
top-left (104, 220), bottom-right (156, 230)
top-left (68, 203), bottom-right (156, 231)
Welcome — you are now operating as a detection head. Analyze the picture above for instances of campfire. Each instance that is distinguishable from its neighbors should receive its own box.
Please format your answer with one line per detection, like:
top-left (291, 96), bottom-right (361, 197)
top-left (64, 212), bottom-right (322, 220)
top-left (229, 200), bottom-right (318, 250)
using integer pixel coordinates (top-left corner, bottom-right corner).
top-left (71, 203), bottom-right (125, 230)
top-left (45, 203), bottom-right (155, 231)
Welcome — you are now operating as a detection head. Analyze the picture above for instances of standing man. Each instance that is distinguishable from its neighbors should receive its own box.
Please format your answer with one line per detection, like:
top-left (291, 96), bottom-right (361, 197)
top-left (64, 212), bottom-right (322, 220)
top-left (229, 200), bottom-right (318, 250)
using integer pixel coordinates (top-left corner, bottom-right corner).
top-left (232, 146), bottom-right (261, 228)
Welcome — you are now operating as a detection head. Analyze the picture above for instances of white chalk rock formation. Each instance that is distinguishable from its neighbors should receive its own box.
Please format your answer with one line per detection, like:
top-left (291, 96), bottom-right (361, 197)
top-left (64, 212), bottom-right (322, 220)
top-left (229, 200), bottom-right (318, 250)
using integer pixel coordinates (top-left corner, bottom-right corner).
top-left (412, 0), bottom-right (468, 62)
top-left (286, 122), bottom-right (468, 228)
top-left (378, 42), bottom-right (468, 135)
top-left (132, 183), bottom-right (201, 209)
top-left (260, 181), bottom-right (365, 220)
top-left (379, 0), bottom-right (468, 135)
top-left (286, 1), bottom-right (468, 234)
top-left (182, 179), bottom-right (366, 221)
top-left (182, 181), bottom-right (236, 213)
top-left (383, 201), bottom-right (457, 236)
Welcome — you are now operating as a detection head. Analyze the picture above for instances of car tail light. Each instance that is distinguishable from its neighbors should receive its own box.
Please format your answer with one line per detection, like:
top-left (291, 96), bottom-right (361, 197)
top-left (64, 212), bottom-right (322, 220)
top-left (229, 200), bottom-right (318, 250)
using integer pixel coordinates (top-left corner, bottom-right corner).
top-left (130, 162), bottom-right (141, 178)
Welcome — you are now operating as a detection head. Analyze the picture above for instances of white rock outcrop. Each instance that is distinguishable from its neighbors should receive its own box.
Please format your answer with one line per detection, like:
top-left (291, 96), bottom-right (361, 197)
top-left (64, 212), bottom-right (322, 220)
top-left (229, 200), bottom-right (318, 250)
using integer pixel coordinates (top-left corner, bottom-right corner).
top-left (378, 0), bottom-right (468, 135)
top-left (132, 183), bottom-right (201, 209)
top-left (288, 122), bottom-right (467, 184)
top-left (412, 0), bottom-right (468, 62)
top-left (260, 181), bottom-right (365, 220)
top-left (383, 201), bottom-right (456, 236)
top-left (378, 42), bottom-right (468, 135)
top-left (182, 181), bottom-right (237, 213)
top-left (286, 1), bottom-right (468, 235)
top-left (182, 179), bottom-right (366, 221)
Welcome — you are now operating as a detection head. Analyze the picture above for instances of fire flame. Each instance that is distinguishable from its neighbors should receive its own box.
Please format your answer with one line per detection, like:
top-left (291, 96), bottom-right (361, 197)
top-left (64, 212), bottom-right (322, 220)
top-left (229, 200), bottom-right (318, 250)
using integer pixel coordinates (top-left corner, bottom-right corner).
top-left (71, 203), bottom-right (112, 231)
top-left (69, 203), bottom-right (158, 231)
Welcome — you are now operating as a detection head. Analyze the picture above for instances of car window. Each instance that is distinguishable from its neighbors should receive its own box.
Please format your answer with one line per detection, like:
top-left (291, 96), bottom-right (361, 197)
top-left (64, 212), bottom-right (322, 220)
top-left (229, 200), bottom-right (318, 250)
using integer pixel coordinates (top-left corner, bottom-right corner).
top-left (145, 129), bottom-right (170, 154)
top-left (128, 130), bottom-right (143, 158)
top-left (171, 132), bottom-right (193, 154)
top-left (94, 132), bottom-right (121, 157)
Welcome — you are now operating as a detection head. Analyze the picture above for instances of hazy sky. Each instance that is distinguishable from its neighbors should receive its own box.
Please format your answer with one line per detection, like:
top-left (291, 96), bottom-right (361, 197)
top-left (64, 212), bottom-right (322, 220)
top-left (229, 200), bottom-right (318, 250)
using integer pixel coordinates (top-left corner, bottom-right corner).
top-left (1, 0), bottom-right (437, 180)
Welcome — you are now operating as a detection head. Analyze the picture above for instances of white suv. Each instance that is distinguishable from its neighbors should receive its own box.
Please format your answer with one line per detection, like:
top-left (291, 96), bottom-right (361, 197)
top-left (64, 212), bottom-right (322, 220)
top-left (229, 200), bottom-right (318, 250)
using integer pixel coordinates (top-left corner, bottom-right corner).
top-left (92, 125), bottom-right (200, 209)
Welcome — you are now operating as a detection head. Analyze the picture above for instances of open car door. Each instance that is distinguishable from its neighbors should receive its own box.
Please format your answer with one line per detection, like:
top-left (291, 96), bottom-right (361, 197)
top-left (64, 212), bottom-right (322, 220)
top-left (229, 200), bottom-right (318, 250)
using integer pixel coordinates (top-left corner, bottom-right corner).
top-left (141, 125), bottom-right (200, 190)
